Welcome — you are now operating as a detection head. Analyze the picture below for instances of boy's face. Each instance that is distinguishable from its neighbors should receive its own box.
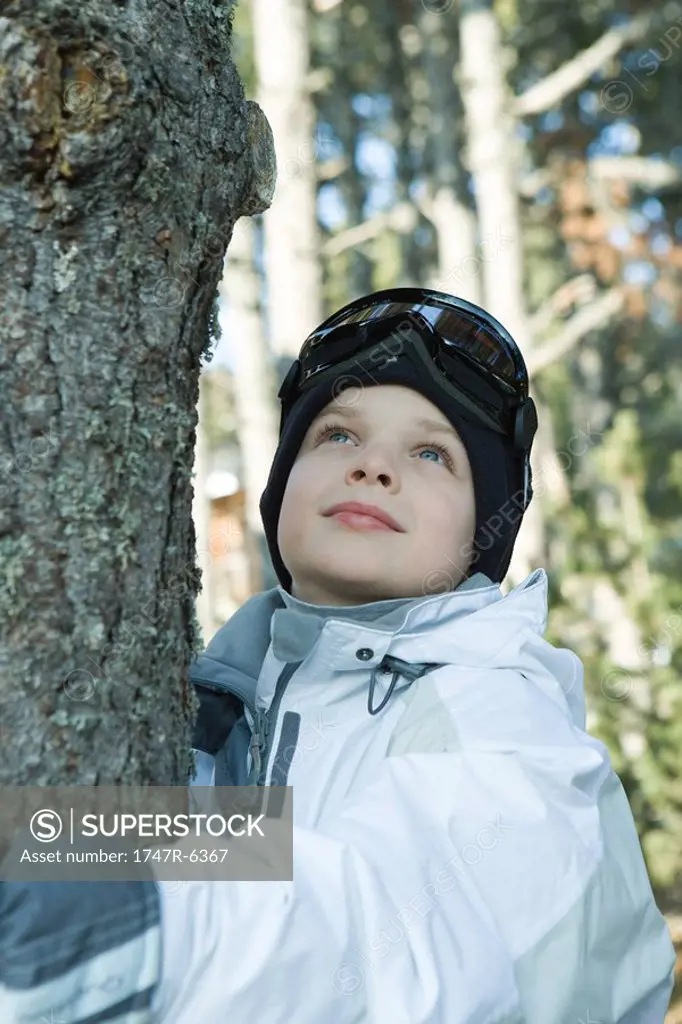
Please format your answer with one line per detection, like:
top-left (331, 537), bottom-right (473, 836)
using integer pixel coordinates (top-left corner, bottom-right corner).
top-left (277, 384), bottom-right (476, 606)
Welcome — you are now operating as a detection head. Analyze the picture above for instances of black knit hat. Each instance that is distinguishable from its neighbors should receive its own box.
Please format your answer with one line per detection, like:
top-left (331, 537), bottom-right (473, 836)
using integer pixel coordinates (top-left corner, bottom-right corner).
top-left (259, 348), bottom-right (529, 592)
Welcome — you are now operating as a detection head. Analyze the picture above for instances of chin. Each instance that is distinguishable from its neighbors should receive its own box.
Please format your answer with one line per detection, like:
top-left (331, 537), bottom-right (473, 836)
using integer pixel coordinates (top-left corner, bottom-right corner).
top-left (313, 564), bottom-right (406, 602)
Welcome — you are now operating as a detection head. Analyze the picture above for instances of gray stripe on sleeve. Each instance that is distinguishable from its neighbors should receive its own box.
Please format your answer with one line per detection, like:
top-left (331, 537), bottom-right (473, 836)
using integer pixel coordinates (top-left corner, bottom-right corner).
top-left (0, 876), bottom-right (160, 989)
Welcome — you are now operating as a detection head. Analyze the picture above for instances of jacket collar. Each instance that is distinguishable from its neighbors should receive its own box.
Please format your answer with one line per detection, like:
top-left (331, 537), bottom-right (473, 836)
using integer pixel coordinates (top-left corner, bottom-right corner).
top-left (300, 568), bottom-right (548, 674)
top-left (270, 572), bottom-right (493, 663)
top-left (190, 569), bottom-right (558, 712)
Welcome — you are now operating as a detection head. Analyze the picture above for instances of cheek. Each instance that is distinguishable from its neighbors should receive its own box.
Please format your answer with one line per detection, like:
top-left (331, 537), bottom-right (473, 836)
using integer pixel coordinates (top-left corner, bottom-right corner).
top-left (277, 463), bottom-right (317, 544)
top-left (277, 482), bottom-right (299, 550)
top-left (282, 462), bottom-right (313, 509)
top-left (419, 483), bottom-right (475, 539)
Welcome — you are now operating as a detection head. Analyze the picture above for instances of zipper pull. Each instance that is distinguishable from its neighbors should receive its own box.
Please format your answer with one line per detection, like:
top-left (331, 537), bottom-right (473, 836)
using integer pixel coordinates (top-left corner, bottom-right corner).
top-left (249, 711), bottom-right (269, 778)
top-left (249, 733), bottom-right (262, 778)
top-left (256, 710), bottom-right (269, 744)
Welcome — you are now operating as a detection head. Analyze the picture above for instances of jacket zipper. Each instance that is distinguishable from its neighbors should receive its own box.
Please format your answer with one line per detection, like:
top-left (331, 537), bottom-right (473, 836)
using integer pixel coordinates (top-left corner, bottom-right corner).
top-left (191, 674), bottom-right (262, 782)
top-left (253, 662), bottom-right (300, 786)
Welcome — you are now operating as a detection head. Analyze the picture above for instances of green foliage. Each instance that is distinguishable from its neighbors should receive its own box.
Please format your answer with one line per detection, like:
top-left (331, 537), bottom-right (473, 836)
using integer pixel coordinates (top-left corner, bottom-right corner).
top-left (231, 1), bottom-right (256, 92)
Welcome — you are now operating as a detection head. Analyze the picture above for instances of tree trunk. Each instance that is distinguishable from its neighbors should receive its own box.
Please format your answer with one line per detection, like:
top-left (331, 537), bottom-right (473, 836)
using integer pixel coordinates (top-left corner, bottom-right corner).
top-left (418, 7), bottom-right (481, 305)
top-left (251, 0), bottom-right (323, 366)
top-left (333, 14), bottom-right (374, 300)
top-left (458, 0), bottom-right (545, 583)
top-left (220, 218), bottom-right (280, 594)
top-left (0, 2), bottom-right (275, 785)
top-left (385, 9), bottom-right (423, 287)
top-left (459, 0), bottom-right (528, 345)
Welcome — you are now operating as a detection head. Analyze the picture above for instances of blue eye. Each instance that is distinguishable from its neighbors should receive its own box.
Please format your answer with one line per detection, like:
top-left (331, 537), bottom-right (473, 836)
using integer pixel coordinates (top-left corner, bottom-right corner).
top-left (416, 444), bottom-right (453, 469)
top-left (313, 424), bottom-right (352, 445)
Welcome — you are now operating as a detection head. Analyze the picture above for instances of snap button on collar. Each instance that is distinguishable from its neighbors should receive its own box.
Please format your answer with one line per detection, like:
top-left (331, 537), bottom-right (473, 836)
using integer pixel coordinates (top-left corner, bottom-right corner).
top-left (355, 647), bottom-right (374, 661)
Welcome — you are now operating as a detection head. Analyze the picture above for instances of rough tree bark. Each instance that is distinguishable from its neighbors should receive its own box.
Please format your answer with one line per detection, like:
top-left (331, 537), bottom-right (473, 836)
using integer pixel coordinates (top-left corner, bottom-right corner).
top-left (0, 1), bottom-right (275, 786)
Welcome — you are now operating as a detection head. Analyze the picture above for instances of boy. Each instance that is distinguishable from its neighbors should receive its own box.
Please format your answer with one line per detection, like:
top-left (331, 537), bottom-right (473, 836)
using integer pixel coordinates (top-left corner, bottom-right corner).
top-left (0, 288), bottom-right (675, 1022)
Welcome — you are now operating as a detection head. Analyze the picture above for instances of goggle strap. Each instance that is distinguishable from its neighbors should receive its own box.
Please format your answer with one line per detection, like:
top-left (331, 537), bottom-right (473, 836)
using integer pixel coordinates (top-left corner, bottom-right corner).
top-left (398, 333), bottom-right (508, 433)
top-left (523, 459), bottom-right (531, 509)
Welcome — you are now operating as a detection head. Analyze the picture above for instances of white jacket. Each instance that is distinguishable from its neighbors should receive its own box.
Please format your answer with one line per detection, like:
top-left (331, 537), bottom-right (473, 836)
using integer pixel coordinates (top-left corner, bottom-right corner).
top-left (153, 568), bottom-right (674, 1023)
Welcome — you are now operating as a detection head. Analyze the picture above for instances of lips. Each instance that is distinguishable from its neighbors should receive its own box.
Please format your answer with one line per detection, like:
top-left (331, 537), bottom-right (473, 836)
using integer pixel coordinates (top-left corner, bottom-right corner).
top-left (323, 501), bottom-right (404, 532)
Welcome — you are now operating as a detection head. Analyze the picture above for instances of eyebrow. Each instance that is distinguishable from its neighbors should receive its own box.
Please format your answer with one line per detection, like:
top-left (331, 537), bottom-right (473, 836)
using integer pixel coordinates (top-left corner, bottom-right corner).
top-left (314, 406), bottom-right (462, 442)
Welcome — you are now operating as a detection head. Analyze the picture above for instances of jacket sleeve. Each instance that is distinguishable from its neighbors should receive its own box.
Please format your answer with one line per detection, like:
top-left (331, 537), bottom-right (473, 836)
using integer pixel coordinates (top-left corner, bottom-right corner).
top-left (0, 841), bottom-right (161, 1024)
top-left (153, 665), bottom-right (675, 1024)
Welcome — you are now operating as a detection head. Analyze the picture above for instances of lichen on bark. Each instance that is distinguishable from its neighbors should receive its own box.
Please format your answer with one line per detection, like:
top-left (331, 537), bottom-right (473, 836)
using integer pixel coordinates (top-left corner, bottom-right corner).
top-left (0, 0), bottom-right (274, 785)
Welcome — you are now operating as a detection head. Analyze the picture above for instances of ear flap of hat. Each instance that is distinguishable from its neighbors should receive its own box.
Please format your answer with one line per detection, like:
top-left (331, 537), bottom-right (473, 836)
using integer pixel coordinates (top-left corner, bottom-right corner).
top-left (260, 380), bottom-right (343, 592)
top-left (447, 415), bottom-right (523, 583)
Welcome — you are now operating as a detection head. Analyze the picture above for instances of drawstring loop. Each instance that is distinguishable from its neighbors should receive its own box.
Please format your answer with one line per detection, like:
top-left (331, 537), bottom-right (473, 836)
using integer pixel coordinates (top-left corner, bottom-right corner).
top-left (367, 655), bottom-right (443, 716)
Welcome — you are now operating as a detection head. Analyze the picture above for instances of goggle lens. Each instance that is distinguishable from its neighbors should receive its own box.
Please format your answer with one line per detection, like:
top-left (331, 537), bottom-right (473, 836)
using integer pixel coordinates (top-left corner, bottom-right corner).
top-left (300, 299), bottom-right (523, 389)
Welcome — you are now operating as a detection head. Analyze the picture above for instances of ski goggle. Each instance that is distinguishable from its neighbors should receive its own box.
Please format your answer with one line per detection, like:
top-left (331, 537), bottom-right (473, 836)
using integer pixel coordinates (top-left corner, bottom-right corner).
top-left (278, 288), bottom-right (538, 455)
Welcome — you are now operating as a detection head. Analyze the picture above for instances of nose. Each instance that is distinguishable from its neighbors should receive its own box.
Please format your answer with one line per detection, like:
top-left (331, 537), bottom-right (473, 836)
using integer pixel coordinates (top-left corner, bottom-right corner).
top-left (345, 443), bottom-right (400, 490)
